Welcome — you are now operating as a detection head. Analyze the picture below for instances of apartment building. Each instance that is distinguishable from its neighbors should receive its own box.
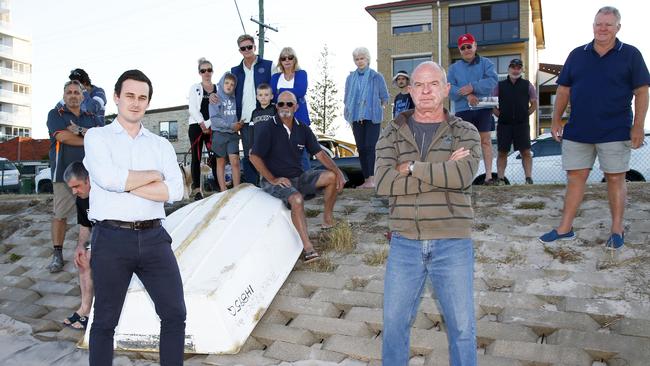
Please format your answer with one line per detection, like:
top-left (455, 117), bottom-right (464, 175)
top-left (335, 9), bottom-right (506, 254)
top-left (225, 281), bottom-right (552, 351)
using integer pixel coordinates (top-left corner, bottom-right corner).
top-left (0, 0), bottom-right (32, 142)
top-left (366, 0), bottom-right (545, 134)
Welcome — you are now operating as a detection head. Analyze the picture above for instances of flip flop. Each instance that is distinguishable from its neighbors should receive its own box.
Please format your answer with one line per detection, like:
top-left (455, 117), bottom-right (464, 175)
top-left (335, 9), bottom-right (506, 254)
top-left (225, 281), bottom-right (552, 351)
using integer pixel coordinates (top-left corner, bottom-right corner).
top-left (63, 312), bottom-right (81, 326)
top-left (303, 250), bottom-right (320, 263)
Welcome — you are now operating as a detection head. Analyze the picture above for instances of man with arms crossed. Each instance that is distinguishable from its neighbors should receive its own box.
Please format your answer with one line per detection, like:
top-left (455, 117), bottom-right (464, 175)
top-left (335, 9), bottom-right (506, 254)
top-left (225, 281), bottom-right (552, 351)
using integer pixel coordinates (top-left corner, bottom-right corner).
top-left (539, 6), bottom-right (649, 251)
top-left (83, 70), bottom-right (185, 366)
top-left (376, 61), bottom-right (481, 366)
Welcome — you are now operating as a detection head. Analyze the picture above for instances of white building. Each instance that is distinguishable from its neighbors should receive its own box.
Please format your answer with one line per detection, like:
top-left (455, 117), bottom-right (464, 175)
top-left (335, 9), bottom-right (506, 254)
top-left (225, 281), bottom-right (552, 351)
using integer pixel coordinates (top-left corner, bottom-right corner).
top-left (0, 0), bottom-right (32, 142)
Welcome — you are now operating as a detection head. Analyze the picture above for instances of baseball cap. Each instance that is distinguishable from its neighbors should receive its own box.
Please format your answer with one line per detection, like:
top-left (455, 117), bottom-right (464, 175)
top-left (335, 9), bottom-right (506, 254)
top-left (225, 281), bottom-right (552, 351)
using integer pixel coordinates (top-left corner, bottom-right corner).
top-left (69, 68), bottom-right (90, 84)
top-left (457, 33), bottom-right (475, 47)
top-left (509, 58), bottom-right (524, 67)
top-left (392, 70), bottom-right (410, 85)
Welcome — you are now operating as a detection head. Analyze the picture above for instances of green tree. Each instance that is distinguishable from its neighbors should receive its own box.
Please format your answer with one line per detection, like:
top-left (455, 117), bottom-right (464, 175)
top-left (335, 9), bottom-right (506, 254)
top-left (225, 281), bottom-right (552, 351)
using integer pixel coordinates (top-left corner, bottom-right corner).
top-left (308, 45), bottom-right (340, 136)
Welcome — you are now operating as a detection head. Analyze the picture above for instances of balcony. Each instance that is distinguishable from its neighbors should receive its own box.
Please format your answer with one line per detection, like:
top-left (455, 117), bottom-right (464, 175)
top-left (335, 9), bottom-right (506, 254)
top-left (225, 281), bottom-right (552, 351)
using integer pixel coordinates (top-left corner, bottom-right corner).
top-left (0, 110), bottom-right (30, 126)
top-left (0, 43), bottom-right (30, 62)
top-left (0, 66), bottom-right (30, 84)
top-left (0, 89), bottom-right (30, 106)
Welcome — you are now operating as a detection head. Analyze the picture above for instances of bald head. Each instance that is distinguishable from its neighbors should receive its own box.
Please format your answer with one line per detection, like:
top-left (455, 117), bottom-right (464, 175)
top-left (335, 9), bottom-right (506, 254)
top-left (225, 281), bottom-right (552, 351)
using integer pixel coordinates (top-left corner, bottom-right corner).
top-left (412, 61), bottom-right (447, 85)
top-left (278, 91), bottom-right (297, 103)
top-left (277, 91), bottom-right (298, 120)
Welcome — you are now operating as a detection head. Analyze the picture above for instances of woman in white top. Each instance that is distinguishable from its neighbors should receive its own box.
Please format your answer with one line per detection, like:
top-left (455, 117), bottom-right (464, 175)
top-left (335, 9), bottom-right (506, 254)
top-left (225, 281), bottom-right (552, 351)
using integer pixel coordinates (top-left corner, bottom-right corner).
top-left (187, 57), bottom-right (218, 200)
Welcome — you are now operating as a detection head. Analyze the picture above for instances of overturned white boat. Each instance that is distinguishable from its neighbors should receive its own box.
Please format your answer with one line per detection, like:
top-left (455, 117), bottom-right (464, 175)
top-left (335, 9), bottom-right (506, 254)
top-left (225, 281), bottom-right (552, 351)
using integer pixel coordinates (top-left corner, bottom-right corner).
top-left (80, 184), bottom-right (303, 354)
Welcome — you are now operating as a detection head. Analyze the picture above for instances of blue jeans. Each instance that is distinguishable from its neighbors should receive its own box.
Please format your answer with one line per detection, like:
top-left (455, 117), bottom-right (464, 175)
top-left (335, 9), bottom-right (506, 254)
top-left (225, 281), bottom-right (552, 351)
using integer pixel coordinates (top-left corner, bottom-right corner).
top-left (89, 223), bottom-right (186, 366)
top-left (352, 120), bottom-right (381, 179)
top-left (240, 124), bottom-right (260, 185)
top-left (382, 233), bottom-right (476, 366)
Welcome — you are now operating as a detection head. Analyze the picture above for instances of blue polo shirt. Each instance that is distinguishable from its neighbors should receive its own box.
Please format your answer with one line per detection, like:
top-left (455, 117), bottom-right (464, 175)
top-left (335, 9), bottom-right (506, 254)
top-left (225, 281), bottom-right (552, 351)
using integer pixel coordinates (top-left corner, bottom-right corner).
top-left (251, 115), bottom-right (321, 179)
top-left (558, 38), bottom-right (650, 143)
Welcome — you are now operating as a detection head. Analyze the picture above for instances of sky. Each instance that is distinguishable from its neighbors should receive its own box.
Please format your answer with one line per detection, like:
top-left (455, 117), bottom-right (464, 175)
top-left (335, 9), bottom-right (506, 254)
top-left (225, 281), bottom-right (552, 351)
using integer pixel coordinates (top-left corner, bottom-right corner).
top-left (10, 0), bottom-right (650, 141)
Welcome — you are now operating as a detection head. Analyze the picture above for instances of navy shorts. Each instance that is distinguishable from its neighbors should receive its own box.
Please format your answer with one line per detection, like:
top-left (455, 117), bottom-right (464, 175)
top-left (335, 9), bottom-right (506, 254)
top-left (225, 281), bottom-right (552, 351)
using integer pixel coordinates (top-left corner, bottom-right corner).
top-left (261, 169), bottom-right (324, 208)
top-left (456, 109), bottom-right (495, 132)
top-left (497, 122), bottom-right (531, 152)
top-left (212, 131), bottom-right (240, 158)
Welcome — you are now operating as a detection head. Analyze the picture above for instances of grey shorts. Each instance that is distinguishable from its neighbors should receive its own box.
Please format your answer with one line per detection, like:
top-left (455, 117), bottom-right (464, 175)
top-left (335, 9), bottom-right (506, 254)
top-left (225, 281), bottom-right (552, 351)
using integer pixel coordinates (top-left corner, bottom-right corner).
top-left (562, 139), bottom-right (631, 173)
top-left (212, 131), bottom-right (240, 158)
top-left (53, 182), bottom-right (76, 220)
top-left (261, 169), bottom-right (324, 208)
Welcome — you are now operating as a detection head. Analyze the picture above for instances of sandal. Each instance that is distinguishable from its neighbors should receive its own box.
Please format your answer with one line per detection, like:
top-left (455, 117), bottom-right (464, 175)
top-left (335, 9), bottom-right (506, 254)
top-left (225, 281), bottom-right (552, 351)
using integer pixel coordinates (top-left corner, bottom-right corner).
top-left (303, 250), bottom-right (320, 263)
top-left (64, 312), bottom-right (88, 329)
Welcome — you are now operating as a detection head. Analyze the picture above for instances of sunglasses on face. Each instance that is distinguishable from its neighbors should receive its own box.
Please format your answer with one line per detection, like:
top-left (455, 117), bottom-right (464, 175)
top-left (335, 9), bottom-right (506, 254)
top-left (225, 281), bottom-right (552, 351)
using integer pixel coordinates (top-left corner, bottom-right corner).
top-left (280, 55), bottom-right (295, 61)
top-left (460, 44), bottom-right (473, 51)
top-left (276, 101), bottom-right (295, 108)
top-left (239, 44), bottom-right (254, 52)
top-left (199, 68), bottom-right (213, 74)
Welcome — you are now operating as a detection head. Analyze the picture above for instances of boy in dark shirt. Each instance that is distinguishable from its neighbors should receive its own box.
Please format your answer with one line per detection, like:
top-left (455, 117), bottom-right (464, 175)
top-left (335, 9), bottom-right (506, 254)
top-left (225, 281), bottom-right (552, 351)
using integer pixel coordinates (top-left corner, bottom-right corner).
top-left (250, 83), bottom-right (277, 149)
top-left (392, 70), bottom-right (414, 118)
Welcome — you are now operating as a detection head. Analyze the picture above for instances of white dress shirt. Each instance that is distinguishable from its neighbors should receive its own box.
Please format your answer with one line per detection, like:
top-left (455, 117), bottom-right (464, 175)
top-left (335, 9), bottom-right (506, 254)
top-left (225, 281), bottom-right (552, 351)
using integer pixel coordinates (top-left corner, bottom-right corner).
top-left (83, 118), bottom-right (184, 222)
top-left (241, 58), bottom-right (257, 122)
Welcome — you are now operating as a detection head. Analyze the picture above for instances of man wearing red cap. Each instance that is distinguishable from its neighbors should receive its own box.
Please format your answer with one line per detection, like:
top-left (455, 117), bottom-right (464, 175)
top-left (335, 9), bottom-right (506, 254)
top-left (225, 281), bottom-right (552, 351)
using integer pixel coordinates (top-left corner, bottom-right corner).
top-left (448, 33), bottom-right (499, 184)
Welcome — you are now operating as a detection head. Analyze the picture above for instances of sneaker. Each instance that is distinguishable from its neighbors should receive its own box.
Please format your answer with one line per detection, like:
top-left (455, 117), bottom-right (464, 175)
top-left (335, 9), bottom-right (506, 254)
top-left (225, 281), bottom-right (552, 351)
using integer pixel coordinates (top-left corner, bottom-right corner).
top-left (484, 179), bottom-right (495, 186)
top-left (496, 178), bottom-right (506, 186)
top-left (605, 232), bottom-right (624, 251)
top-left (525, 177), bottom-right (534, 185)
top-left (47, 249), bottom-right (64, 273)
top-left (193, 191), bottom-right (203, 201)
top-left (538, 228), bottom-right (576, 244)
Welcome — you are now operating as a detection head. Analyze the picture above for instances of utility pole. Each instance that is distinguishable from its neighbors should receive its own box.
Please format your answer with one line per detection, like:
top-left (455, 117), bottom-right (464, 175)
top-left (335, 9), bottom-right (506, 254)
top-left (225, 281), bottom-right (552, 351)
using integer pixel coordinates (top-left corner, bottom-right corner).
top-left (250, 0), bottom-right (277, 59)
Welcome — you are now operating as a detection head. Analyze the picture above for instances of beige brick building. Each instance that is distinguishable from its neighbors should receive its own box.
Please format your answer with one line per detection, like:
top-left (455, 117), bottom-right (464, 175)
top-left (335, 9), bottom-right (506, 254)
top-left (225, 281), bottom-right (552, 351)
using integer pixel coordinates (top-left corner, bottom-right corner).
top-left (366, 0), bottom-right (545, 134)
top-left (107, 105), bottom-right (193, 163)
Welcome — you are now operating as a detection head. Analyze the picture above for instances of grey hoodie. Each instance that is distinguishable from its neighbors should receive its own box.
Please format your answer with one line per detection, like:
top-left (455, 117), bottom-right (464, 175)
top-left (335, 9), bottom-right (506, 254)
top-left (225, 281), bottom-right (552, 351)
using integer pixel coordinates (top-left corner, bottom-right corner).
top-left (209, 72), bottom-right (238, 133)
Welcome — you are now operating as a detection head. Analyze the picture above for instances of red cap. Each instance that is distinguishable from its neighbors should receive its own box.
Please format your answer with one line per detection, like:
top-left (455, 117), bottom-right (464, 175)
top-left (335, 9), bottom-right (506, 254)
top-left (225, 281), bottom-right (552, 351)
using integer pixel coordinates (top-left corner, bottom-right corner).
top-left (457, 33), bottom-right (475, 47)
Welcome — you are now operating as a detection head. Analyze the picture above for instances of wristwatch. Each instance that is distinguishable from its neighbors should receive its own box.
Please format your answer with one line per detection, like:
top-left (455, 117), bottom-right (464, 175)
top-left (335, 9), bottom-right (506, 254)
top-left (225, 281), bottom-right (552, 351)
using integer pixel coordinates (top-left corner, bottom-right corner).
top-left (77, 126), bottom-right (83, 136)
top-left (408, 161), bottom-right (415, 175)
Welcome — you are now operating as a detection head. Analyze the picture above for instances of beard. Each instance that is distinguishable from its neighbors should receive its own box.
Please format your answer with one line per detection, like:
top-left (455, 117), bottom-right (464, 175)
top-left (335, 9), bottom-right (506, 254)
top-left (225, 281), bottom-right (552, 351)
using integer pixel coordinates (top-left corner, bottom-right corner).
top-left (278, 109), bottom-right (293, 118)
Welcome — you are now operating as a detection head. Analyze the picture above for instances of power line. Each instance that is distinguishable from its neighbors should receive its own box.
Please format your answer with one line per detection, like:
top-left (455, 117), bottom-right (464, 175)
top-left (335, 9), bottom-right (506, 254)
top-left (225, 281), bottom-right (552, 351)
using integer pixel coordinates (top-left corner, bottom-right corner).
top-left (233, 0), bottom-right (247, 34)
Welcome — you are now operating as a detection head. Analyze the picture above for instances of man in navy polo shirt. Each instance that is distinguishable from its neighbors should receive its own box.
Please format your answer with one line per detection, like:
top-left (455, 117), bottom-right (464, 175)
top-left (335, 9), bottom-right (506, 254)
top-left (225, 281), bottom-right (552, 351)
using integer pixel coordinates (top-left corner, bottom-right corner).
top-left (250, 91), bottom-right (346, 263)
top-left (539, 6), bottom-right (649, 251)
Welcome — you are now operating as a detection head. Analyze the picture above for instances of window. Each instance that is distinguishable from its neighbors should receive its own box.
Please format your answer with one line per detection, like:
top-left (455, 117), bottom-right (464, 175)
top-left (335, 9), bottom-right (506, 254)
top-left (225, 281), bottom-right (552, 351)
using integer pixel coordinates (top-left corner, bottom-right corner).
top-left (393, 56), bottom-right (431, 77)
top-left (393, 23), bottom-right (432, 35)
top-left (449, 1), bottom-right (519, 45)
top-left (13, 84), bottom-right (31, 94)
top-left (484, 54), bottom-right (520, 80)
top-left (12, 61), bottom-right (31, 74)
top-left (391, 7), bottom-right (432, 35)
top-left (159, 121), bottom-right (178, 141)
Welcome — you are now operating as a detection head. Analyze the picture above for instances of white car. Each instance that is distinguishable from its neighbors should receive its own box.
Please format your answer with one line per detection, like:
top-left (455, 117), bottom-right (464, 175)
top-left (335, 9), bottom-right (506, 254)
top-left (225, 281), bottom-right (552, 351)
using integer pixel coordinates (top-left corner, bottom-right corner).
top-left (0, 157), bottom-right (20, 192)
top-left (474, 133), bottom-right (650, 185)
top-left (35, 167), bottom-right (53, 193)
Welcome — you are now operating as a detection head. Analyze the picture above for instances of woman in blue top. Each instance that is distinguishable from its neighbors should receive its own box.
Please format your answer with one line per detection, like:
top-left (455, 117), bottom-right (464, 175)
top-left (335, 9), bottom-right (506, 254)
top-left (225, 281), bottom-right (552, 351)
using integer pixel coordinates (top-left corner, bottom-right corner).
top-left (271, 47), bottom-right (311, 170)
top-left (344, 47), bottom-right (389, 188)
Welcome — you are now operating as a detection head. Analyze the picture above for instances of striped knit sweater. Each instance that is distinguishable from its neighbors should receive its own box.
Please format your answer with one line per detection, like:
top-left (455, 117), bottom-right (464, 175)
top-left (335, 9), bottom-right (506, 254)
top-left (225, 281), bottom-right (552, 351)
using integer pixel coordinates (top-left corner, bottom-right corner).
top-left (374, 110), bottom-right (481, 240)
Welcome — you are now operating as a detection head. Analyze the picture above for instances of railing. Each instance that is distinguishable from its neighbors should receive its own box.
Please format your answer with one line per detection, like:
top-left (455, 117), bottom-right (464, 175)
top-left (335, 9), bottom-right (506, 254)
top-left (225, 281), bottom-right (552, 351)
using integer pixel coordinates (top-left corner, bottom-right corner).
top-left (0, 110), bottom-right (30, 124)
top-left (0, 66), bottom-right (31, 83)
top-left (0, 88), bottom-right (31, 105)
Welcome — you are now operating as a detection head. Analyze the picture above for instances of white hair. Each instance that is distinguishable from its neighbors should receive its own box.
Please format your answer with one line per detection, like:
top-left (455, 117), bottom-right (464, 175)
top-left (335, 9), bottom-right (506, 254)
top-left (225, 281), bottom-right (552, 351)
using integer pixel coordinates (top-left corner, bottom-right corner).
top-left (412, 61), bottom-right (447, 84)
top-left (352, 47), bottom-right (371, 63)
top-left (596, 6), bottom-right (621, 25)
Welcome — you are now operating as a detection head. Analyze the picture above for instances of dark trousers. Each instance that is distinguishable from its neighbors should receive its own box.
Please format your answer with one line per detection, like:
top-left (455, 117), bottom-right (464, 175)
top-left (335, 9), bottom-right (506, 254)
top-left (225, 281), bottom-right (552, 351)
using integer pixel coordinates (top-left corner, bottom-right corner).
top-left (188, 124), bottom-right (216, 190)
top-left (352, 120), bottom-right (381, 179)
top-left (240, 124), bottom-right (260, 185)
top-left (89, 223), bottom-right (186, 366)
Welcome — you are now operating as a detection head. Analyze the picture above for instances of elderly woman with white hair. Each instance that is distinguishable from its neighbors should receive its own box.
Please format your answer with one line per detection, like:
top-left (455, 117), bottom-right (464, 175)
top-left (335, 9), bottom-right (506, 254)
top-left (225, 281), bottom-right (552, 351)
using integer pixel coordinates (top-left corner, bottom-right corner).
top-left (344, 47), bottom-right (389, 188)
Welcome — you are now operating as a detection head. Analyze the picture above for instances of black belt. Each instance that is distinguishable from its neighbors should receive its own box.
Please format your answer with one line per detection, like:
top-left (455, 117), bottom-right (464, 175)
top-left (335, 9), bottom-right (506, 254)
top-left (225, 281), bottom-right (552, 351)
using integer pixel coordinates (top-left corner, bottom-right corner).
top-left (100, 219), bottom-right (162, 230)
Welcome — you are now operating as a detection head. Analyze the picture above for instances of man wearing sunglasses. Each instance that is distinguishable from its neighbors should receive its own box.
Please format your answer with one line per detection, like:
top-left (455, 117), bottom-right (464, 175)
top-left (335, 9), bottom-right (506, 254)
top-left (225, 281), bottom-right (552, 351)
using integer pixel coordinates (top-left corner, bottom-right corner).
top-left (231, 34), bottom-right (272, 186)
top-left (448, 33), bottom-right (498, 185)
top-left (250, 91), bottom-right (347, 263)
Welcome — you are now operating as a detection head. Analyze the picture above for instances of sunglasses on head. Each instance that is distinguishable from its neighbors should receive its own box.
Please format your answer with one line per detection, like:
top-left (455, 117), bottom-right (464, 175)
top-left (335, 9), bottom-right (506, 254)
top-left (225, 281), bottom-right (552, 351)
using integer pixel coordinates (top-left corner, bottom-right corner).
top-left (199, 68), bottom-right (213, 74)
top-left (239, 44), bottom-right (254, 52)
top-left (276, 101), bottom-right (295, 108)
top-left (280, 55), bottom-right (295, 61)
top-left (460, 44), bottom-right (473, 51)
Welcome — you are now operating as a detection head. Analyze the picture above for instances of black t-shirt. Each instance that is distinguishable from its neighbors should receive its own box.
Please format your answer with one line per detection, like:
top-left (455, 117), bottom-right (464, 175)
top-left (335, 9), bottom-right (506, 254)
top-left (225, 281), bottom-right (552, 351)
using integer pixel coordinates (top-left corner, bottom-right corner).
top-left (393, 93), bottom-right (414, 118)
top-left (408, 116), bottom-right (440, 160)
top-left (200, 86), bottom-right (216, 121)
top-left (76, 197), bottom-right (92, 228)
top-left (251, 115), bottom-right (321, 179)
top-left (251, 104), bottom-right (277, 126)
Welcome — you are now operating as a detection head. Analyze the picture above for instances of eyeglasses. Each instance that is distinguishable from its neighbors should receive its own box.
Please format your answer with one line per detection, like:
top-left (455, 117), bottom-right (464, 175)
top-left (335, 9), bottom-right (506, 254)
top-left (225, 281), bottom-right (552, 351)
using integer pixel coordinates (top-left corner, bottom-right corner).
top-left (239, 44), bottom-right (254, 52)
top-left (200, 68), bottom-right (213, 74)
top-left (280, 55), bottom-right (295, 62)
top-left (276, 101), bottom-right (295, 108)
top-left (459, 44), bottom-right (473, 51)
